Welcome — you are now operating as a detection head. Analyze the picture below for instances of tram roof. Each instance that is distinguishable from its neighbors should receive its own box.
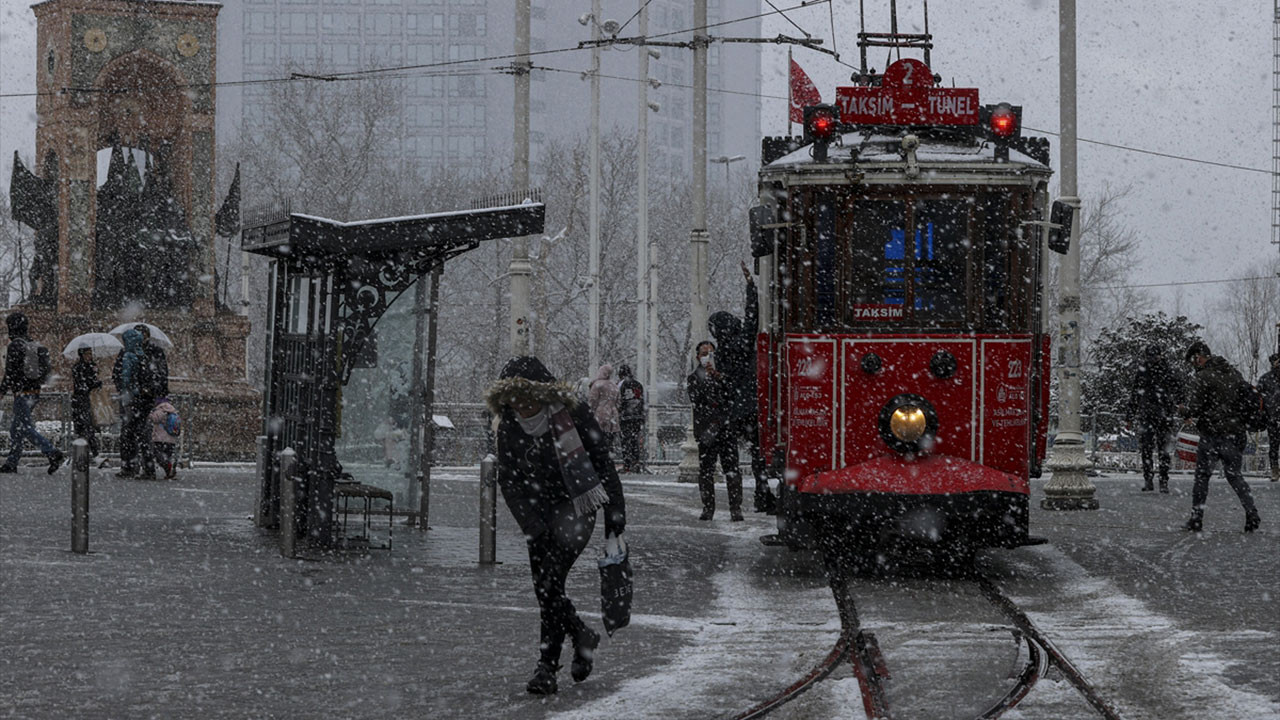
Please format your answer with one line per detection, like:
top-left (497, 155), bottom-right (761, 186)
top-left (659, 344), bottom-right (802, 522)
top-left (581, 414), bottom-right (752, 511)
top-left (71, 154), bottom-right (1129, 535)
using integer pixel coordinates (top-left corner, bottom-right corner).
top-left (765, 131), bottom-right (1051, 173)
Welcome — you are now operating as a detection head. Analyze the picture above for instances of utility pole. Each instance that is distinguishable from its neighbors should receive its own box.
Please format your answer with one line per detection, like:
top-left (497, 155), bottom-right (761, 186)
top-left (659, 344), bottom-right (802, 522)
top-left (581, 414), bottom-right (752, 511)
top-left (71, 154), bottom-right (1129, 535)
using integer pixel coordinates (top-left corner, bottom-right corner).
top-left (588, 0), bottom-right (602, 373)
top-left (509, 0), bottom-right (533, 355)
top-left (678, 0), bottom-right (710, 484)
top-left (1042, 0), bottom-right (1098, 510)
top-left (636, 0), bottom-right (652, 452)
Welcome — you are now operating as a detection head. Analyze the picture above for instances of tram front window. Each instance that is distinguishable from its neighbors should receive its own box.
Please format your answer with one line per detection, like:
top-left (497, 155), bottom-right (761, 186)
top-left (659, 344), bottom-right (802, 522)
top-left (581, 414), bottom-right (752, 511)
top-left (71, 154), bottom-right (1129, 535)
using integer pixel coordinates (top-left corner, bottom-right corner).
top-left (839, 197), bottom-right (968, 327)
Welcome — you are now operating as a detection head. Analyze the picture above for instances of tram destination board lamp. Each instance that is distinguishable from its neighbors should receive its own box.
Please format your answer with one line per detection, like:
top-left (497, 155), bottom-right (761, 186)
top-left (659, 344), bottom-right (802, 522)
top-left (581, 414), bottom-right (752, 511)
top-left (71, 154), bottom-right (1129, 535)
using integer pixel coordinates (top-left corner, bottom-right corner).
top-left (1043, 0), bottom-right (1098, 511)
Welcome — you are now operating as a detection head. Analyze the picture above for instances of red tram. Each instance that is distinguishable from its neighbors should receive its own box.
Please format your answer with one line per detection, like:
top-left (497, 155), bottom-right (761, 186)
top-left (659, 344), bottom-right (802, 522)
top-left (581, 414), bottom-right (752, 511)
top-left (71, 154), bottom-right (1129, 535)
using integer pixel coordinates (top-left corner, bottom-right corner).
top-left (751, 55), bottom-right (1070, 559)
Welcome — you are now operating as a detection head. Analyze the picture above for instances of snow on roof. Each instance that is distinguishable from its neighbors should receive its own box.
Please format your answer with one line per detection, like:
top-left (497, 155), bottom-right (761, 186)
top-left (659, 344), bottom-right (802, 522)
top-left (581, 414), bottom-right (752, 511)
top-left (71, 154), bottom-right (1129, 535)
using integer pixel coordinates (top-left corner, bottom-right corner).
top-left (290, 199), bottom-right (543, 228)
top-left (768, 131), bottom-right (1048, 170)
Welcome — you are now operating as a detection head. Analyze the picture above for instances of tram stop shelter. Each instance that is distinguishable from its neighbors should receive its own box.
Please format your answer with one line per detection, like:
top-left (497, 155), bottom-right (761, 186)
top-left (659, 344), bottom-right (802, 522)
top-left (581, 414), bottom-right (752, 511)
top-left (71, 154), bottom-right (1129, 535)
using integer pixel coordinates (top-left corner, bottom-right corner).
top-left (242, 201), bottom-right (545, 552)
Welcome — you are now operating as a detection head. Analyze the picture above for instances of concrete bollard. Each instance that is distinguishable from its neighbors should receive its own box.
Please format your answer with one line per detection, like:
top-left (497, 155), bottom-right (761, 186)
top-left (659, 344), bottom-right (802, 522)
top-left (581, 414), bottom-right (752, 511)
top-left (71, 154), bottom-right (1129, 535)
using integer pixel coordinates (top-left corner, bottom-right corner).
top-left (71, 439), bottom-right (90, 554)
top-left (479, 454), bottom-right (497, 565)
top-left (279, 448), bottom-right (297, 559)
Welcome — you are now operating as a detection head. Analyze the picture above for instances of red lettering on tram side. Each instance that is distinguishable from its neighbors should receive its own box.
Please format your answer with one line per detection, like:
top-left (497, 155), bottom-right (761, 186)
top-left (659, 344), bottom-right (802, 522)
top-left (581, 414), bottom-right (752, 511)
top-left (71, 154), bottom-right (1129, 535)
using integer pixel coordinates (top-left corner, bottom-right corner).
top-left (980, 339), bottom-right (1033, 487)
top-left (787, 339), bottom-right (836, 477)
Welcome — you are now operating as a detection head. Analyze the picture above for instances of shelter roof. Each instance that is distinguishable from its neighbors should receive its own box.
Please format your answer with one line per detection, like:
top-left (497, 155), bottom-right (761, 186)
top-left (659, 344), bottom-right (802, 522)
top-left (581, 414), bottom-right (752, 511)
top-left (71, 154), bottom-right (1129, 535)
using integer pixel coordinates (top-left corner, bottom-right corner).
top-left (241, 202), bottom-right (545, 265)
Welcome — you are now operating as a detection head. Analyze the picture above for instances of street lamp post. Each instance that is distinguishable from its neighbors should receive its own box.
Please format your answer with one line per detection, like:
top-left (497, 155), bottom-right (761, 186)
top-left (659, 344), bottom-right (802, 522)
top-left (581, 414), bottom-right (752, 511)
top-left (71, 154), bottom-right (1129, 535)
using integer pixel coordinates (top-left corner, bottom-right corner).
top-left (677, 0), bottom-right (710, 484)
top-left (1042, 0), bottom-right (1098, 510)
top-left (710, 154), bottom-right (746, 189)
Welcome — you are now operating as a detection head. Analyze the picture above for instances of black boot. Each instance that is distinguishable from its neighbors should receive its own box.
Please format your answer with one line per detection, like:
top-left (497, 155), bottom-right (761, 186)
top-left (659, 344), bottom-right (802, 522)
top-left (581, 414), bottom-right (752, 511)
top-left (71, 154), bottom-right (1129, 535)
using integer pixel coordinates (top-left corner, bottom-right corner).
top-left (570, 625), bottom-right (600, 683)
top-left (47, 450), bottom-right (65, 475)
top-left (1245, 510), bottom-right (1260, 533)
top-left (1141, 476), bottom-right (1154, 492)
top-left (1159, 476), bottom-right (1169, 494)
top-left (699, 507), bottom-right (714, 521)
top-left (526, 661), bottom-right (559, 695)
top-left (1183, 512), bottom-right (1203, 532)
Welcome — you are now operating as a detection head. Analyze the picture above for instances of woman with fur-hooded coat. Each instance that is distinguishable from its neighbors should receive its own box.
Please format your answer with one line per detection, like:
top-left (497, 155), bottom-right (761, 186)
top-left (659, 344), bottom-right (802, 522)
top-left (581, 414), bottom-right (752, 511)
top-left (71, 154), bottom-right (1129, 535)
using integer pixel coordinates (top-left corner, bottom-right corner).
top-left (485, 356), bottom-right (626, 696)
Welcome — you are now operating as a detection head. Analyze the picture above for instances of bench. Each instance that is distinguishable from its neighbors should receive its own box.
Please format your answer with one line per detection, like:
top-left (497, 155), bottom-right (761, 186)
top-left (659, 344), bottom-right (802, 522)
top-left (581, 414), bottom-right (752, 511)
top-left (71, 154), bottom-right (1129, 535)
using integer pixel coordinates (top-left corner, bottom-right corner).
top-left (334, 480), bottom-right (393, 550)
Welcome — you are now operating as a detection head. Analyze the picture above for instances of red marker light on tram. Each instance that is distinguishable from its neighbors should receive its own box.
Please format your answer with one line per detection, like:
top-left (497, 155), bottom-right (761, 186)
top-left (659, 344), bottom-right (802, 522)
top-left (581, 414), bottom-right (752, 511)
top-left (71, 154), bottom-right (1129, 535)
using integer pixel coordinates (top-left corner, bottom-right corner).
top-left (811, 113), bottom-right (836, 139)
top-left (989, 106), bottom-right (1017, 137)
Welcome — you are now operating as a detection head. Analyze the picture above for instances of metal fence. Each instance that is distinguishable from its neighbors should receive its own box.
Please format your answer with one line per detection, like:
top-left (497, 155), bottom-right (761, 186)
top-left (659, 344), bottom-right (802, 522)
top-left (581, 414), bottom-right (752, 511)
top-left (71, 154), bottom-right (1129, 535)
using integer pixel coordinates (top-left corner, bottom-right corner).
top-left (0, 390), bottom-right (195, 466)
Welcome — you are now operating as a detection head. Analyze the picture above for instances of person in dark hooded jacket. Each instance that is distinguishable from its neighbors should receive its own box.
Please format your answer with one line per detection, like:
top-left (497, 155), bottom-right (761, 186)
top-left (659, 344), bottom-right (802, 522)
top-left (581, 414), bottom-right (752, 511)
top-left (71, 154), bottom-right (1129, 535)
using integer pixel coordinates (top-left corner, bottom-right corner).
top-left (116, 328), bottom-right (155, 478)
top-left (485, 356), bottom-right (626, 696)
top-left (706, 261), bottom-right (775, 513)
top-left (1254, 352), bottom-right (1280, 482)
top-left (0, 312), bottom-right (64, 474)
top-left (1128, 345), bottom-right (1180, 492)
top-left (1180, 341), bottom-right (1260, 532)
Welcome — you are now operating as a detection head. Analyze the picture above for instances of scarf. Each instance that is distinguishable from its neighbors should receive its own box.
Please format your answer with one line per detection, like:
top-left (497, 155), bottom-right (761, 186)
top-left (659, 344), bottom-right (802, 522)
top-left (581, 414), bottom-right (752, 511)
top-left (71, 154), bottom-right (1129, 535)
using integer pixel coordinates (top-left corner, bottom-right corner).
top-left (548, 403), bottom-right (611, 517)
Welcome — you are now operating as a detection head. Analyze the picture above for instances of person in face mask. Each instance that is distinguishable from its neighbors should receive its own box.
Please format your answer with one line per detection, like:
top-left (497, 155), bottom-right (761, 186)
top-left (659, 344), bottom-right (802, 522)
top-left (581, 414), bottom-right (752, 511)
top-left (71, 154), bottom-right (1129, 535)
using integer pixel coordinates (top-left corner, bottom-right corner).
top-left (687, 340), bottom-right (743, 521)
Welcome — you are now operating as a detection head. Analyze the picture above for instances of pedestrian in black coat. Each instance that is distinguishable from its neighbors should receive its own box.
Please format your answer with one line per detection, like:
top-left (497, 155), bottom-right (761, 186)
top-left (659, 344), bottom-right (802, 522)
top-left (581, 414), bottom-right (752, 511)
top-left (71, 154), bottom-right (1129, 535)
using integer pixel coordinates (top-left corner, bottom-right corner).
top-left (688, 340), bottom-right (743, 521)
top-left (616, 364), bottom-right (646, 473)
top-left (1180, 341), bottom-right (1260, 532)
top-left (706, 261), bottom-right (775, 513)
top-left (1128, 345), bottom-right (1180, 492)
top-left (1255, 352), bottom-right (1280, 482)
top-left (484, 356), bottom-right (626, 696)
top-left (71, 347), bottom-right (102, 458)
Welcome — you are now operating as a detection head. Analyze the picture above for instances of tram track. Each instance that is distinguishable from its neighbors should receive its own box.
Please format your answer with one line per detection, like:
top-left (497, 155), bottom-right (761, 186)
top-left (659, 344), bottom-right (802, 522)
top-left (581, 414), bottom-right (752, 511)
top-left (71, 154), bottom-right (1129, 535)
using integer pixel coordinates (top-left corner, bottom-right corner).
top-left (728, 564), bottom-right (1125, 720)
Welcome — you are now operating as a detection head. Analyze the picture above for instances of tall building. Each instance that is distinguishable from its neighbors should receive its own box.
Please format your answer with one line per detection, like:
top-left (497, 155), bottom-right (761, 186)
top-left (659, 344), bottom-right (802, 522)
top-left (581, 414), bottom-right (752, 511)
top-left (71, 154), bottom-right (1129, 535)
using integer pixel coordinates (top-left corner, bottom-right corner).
top-left (217, 1), bottom-right (762, 188)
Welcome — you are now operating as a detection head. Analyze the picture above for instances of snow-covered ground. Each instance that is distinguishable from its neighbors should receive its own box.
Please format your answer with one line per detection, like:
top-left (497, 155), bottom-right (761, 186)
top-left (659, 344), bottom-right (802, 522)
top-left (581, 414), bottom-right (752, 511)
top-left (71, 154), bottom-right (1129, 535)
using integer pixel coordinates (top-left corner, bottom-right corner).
top-left (1, 467), bottom-right (1274, 718)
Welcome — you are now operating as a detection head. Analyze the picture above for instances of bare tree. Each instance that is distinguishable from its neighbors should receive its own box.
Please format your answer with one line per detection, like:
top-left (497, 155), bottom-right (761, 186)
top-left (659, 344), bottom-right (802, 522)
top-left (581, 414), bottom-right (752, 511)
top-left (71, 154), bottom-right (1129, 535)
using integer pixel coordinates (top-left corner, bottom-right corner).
top-left (1207, 256), bottom-right (1280, 381)
top-left (1047, 183), bottom-right (1153, 365)
top-left (0, 193), bottom-right (33, 305)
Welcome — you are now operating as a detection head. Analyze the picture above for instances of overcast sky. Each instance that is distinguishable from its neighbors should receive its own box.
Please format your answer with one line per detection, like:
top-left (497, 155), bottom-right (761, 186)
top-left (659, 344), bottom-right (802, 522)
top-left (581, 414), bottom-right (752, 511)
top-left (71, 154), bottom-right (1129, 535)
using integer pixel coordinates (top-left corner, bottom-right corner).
top-left (1, 0), bottom-right (1273, 321)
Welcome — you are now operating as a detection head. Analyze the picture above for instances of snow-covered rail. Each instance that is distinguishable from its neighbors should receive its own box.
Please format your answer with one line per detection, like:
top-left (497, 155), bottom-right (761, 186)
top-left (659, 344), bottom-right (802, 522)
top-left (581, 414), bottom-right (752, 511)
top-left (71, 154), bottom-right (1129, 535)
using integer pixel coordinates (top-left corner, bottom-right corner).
top-left (725, 566), bottom-right (1123, 720)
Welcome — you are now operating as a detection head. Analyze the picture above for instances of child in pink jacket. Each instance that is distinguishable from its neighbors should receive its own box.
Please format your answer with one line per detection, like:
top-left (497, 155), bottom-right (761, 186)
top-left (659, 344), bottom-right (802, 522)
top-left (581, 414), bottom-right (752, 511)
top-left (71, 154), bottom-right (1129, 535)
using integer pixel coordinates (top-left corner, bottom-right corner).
top-left (148, 398), bottom-right (181, 480)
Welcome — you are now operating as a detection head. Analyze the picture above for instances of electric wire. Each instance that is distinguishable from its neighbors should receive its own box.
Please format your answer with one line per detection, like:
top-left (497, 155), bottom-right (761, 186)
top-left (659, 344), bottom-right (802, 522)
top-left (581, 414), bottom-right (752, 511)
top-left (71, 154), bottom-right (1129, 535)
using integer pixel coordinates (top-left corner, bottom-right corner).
top-left (1022, 124), bottom-right (1272, 176)
top-left (1085, 275), bottom-right (1277, 291)
top-left (615, 0), bottom-right (656, 37)
top-left (764, 0), bottom-right (813, 39)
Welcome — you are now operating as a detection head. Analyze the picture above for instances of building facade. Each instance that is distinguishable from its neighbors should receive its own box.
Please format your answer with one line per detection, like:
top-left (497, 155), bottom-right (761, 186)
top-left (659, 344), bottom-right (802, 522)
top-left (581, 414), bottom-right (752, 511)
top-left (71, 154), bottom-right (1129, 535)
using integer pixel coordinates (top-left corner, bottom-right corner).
top-left (217, 0), bottom-right (762, 186)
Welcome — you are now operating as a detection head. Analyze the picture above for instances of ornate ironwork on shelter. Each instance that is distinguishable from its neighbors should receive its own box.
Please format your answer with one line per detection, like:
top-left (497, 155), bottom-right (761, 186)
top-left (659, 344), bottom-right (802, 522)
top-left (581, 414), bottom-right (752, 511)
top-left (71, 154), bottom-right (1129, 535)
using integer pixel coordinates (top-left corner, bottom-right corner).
top-left (243, 202), bottom-right (545, 549)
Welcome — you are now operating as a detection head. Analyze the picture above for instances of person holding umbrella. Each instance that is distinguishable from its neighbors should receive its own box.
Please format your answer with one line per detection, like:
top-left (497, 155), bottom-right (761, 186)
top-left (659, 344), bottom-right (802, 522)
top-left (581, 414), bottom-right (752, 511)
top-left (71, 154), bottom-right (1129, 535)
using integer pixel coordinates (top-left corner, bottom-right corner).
top-left (71, 347), bottom-right (103, 458)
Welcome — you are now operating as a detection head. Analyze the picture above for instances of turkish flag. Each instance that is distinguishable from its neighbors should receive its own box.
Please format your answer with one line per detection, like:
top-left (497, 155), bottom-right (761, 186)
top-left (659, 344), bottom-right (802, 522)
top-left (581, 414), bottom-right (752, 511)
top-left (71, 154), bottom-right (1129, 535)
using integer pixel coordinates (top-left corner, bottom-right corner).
top-left (789, 59), bottom-right (822, 123)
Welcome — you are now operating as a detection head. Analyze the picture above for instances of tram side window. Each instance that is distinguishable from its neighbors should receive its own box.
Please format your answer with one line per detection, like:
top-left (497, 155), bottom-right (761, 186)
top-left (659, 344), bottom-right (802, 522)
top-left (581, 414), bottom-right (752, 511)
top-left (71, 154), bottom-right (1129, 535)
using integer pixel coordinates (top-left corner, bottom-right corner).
top-left (912, 198), bottom-right (971, 325)
top-left (979, 192), bottom-right (1030, 331)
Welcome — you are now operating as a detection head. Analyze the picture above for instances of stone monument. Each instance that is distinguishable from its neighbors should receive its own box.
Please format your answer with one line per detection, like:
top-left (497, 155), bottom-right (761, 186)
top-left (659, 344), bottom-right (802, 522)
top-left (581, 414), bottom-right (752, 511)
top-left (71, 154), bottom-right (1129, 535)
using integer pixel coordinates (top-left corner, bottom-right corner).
top-left (7, 0), bottom-right (257, 459)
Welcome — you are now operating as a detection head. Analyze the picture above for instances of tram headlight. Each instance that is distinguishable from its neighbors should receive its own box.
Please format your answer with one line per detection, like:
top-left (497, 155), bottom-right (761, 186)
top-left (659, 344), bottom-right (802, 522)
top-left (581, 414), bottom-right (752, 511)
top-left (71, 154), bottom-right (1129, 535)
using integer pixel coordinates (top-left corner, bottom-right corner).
top-left (878, 394), bottom-right (940, 455)
top-left (890, 406), bottom-right (927, 442)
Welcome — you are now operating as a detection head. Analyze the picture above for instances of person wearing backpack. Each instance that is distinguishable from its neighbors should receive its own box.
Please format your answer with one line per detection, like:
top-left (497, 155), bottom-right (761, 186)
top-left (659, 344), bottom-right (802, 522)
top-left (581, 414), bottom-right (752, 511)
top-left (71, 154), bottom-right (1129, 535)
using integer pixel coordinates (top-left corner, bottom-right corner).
top-left (0, 312), bottom-right (64, 474)
top-left (147, 397), bottom-right (180, 480)
top-left (1180, 341), bottom-right (1261, 533)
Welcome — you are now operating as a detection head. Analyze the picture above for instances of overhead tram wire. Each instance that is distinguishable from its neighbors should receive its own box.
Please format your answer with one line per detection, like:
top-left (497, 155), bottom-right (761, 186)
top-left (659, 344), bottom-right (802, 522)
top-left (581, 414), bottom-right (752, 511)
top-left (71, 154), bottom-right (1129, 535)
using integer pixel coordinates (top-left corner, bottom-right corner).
top-left (535, 65), bottom-right (789, 102)
top-left (1086, 275), bottom-right (1279, 291)
top-left (615, 0), bottom-right (657, 36)
top-left (1023, 124), bottom-right (1270, 176)
top-left (764, 0), bottom-right (814, 39)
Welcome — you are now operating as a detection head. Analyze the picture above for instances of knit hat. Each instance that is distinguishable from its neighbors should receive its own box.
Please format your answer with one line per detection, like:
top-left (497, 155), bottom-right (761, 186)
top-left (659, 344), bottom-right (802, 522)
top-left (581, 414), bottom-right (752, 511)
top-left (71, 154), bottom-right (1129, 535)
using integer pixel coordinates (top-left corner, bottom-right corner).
top-left (6, 312), bottom-right (28, 339)
top-left (1185, 341), bottom-right (1210, 362)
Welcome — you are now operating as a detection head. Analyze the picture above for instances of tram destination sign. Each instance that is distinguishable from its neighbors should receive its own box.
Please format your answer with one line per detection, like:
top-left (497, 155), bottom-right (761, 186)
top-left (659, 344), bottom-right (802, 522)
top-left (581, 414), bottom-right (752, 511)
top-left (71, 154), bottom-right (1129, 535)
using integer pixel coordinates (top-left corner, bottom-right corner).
top-left (835, 58), bottom-right (980, 126)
